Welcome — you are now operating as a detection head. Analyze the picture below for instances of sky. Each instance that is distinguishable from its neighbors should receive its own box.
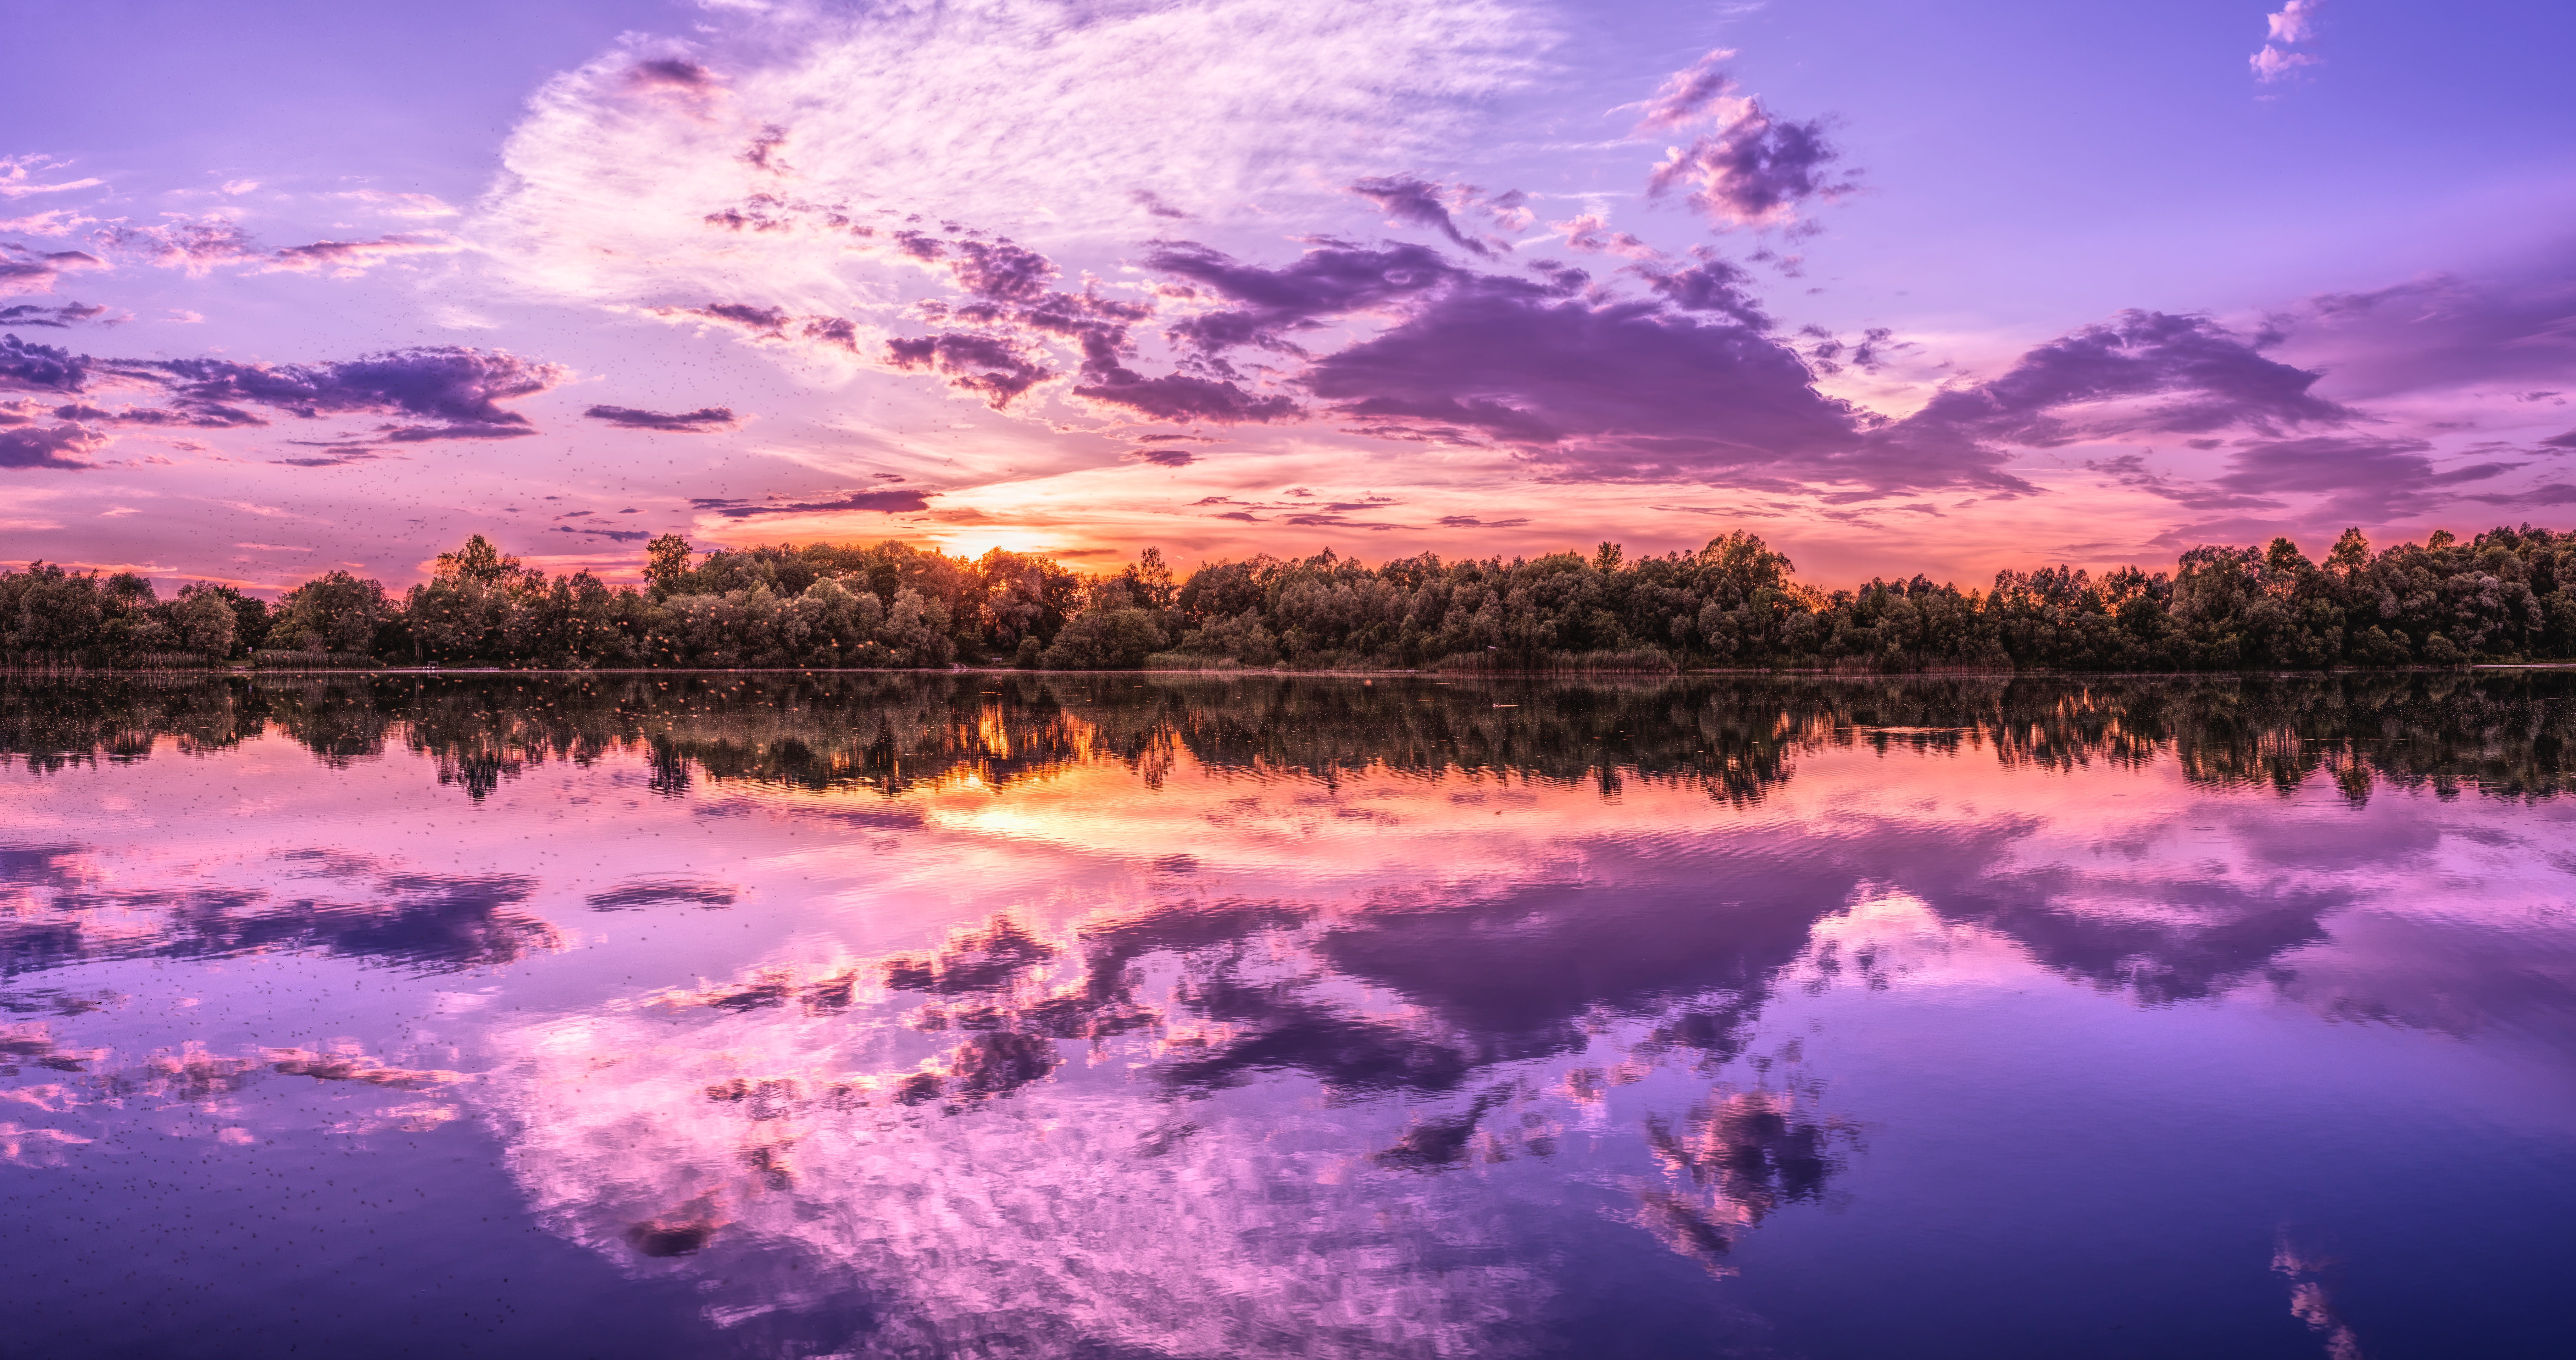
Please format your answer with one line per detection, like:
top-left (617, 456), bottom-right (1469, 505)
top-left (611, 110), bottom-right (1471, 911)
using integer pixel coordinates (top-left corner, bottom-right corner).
top-left (4, 0), bottom-right (2575, 593)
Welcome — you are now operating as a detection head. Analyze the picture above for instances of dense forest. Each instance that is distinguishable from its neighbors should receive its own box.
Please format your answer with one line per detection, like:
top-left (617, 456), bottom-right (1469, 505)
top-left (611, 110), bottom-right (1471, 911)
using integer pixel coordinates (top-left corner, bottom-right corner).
top-left (4, 524), bottom-right (2574, 672)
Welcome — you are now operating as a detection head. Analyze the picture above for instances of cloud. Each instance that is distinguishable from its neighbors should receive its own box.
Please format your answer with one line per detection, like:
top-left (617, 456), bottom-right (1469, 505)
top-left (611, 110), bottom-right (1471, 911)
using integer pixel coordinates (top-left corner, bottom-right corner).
top-left (0, 243), bottom-right (107, 298)
top-left (2267, 0), bottom-right (2324, 43)
top-left (149, 347), bottom-right (565, 440)
top-left (1552, 214), bottom-right (1659, 260)
top-left (1647, 111), bottom-right (1847, 230)
top-left (887, 333), bottom-right (1052, 408)
top-left (2103, 433), bottom-right (2529, 524)
top-left (1124, 446), bottom-right (1199, 467)
top-left (2277, 269), bottom-right (2576, 402)
top-left (549, 525), bottom-right (655, 542)
top-left (1635, 50), bottom-right (1851, 229)
top-left (0, 156), bottom-right (103, 200)
top-left (1350, 176), bottom-right (1490, 256)
top-left (90, 218), bottom-right (460, 277)
top-left (2215, 436), bottom-right (2518, 519)
top-left (1285, 261), bottom-right (1869, 481)
top-left (1141, 241), bottom-right (2356, 492)
top-left (0, 302), bottom-right (109, 329)
top-left (478, 0), bottom-right (1540, 324)
top-left (1074, 370), bottom-right (1297, 423)
top-left (697, 489), bottom-right (932, 517)
top-left (262, 233), bottom-right (463, 275)
top-left (1631, 249), bottom-right (1772, 329)
top-left (0, 422), bottom-right (105, 470)
top-left (1637, 48), bottom-right (1742, 132)
top-left (1, 340), bottom-right (561, 438)
top-left (91, 219), bottom-right (262, 273)
top-left (584, 404), bottom-right (741, 431)
top-left (1435, 514), bottom-right (1530, 528)
top-left (1152, 238), bottom-right (1459, 361)
top-left (1886, 310), bottom-right (2349, 459)
top-left (0, 209), bottom-right (93, 236)
top-left (2250, 46), bottom-right (2319, 81)
top-left (943, 238), bottom-right (1060, 301)
top-left (663, 302), bottom-right (792, 337)
top-left (2252, 2), bottom-right (2325, 82)
top-left (0, 334), bottom-right (103, 391)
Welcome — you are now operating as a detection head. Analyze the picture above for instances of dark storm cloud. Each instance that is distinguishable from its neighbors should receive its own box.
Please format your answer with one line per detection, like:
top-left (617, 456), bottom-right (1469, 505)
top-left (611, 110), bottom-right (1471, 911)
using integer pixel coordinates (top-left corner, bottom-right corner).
top-left (585, 404), bottom-right (741, 431)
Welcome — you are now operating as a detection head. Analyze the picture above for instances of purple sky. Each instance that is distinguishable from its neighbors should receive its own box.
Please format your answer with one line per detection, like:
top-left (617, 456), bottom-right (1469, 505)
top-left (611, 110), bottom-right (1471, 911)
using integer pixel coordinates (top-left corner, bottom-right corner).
top-left (5, 0), bottom-right (2573, 591)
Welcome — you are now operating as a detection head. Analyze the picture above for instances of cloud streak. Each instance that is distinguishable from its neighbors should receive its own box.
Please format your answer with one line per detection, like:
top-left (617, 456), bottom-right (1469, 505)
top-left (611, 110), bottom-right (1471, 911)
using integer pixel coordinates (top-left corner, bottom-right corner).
top-left (694, 489), bottom-right (932, 518)
top-left (1, 336), bottom-right (564, 442)
top-left (91, 218), bottom-right (462, 277)
top-left (585, 404), bottom-right (740, 432)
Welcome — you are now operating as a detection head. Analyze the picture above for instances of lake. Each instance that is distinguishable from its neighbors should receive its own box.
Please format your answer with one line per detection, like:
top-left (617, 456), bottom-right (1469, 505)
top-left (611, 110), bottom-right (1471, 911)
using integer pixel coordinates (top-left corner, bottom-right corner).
top-left (3, 671), bottom-right (2572, 1359)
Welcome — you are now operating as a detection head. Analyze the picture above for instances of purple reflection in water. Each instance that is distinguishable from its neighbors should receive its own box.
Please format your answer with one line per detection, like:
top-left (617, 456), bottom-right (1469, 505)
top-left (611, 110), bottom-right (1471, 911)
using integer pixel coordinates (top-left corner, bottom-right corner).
top-left (3, 674), bottom-right (2573, 1358)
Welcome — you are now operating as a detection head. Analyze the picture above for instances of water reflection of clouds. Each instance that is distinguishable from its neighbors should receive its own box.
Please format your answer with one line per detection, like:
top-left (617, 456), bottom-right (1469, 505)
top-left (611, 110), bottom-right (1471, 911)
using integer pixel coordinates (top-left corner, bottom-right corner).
top-left (3, 842), bottom-right (559, 976)
top-left (8, 674), bottom-right (2576, 1351)
top-left (485, 886), bottom-right (1845, 1357)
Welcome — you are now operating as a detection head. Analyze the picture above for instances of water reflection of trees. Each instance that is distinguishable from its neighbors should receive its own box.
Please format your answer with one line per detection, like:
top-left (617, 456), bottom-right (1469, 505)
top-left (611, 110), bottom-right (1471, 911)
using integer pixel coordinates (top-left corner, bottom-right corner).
top-left (5, 671), bottom-right (2573, 804)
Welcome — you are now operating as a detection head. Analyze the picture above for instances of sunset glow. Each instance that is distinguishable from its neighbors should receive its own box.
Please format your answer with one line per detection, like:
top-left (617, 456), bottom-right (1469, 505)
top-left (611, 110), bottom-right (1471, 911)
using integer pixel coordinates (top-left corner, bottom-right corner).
top-left (9, 1), bottom-right (2573, 591)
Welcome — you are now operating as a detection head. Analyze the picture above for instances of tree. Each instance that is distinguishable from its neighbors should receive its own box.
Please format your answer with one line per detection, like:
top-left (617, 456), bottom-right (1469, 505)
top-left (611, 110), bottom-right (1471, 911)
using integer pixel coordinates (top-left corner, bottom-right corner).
top-left (645, 534), bottom-right (695, 600)
top-left (273, 571), bottom-right (391, 654)
top-left (167, 589), bottom-right (239, 657)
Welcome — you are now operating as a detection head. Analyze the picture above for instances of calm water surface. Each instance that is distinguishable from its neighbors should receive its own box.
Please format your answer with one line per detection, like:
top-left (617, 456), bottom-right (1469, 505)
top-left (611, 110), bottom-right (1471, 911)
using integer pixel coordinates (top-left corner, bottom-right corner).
top-left (3, 673), bottom-right (2573, 1359)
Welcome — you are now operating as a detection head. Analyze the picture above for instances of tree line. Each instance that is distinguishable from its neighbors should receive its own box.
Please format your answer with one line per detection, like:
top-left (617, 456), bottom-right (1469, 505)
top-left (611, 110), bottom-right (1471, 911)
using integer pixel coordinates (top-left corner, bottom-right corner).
top-left (4, 523), bottom-right (2573, 671)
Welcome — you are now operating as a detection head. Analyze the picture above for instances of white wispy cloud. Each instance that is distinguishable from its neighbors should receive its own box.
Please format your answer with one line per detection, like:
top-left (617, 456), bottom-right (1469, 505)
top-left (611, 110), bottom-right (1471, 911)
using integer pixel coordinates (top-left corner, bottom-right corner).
top-left (2252, 1), bottom-right (2325, 84)
top-left (476, 0), bottom-right (1546, 317)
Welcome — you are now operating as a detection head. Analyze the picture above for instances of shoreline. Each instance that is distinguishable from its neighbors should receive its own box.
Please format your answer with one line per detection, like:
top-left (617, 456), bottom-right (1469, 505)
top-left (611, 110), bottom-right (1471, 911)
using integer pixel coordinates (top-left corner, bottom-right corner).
top-left (4, 662), bottom-right (2568, 680)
